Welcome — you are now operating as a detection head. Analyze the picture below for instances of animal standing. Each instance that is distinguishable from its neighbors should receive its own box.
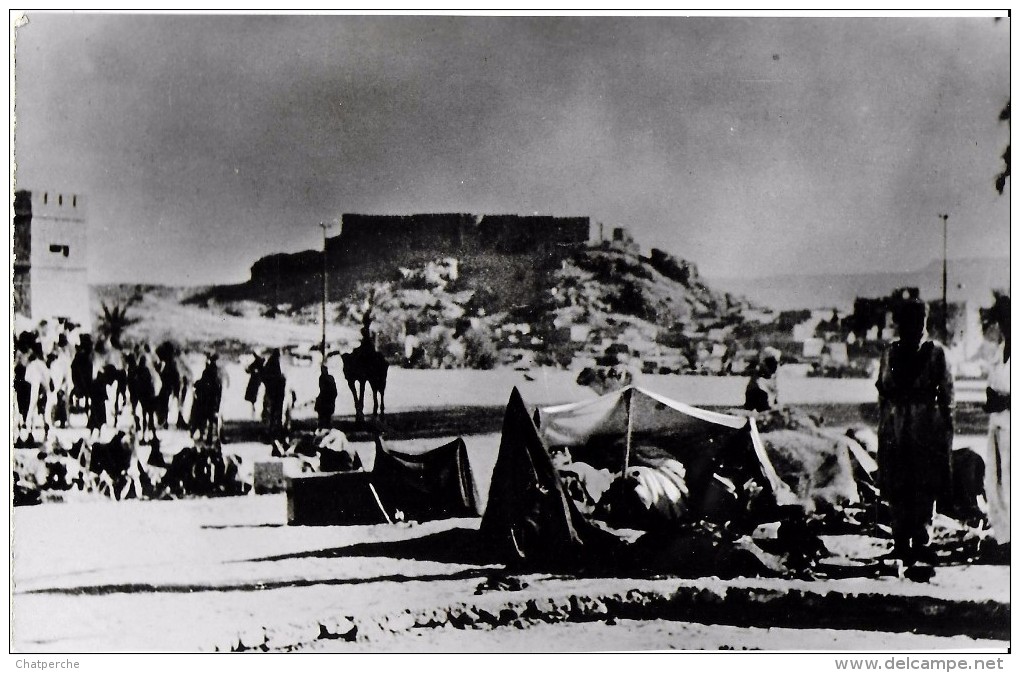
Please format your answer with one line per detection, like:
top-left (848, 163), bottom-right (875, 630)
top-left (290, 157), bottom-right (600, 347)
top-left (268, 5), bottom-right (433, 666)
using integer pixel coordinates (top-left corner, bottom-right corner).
top-left (126, 345), bottom-right (162, 442)
top-left (341, 310), bottom-right (389, 424)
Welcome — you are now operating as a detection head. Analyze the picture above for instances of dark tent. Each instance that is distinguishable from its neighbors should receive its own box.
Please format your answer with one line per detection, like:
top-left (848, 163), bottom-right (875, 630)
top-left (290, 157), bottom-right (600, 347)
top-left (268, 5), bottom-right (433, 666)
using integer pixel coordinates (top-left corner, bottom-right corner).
top-left (288, 437), bottom-right (479, 526)
top-left (287, 471), bottom-right (390, 526)
top-left (371, 437), bottom-right (479, 522)
top-left (479, 387), bottom-right (799, 576)
top-left (478, 387), bottom-right (616, 568)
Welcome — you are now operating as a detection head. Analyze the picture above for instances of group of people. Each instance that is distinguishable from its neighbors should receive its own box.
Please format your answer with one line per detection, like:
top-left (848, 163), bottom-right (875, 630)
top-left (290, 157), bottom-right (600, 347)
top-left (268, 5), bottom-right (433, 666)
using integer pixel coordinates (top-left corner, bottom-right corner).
top-left (16, 323), bottom-right (344, 448)
top-left (12, 317), bottom-right (233, 446)
top-left (743, 293), bottom-right (1011, 566)
top-left (13, 318), bottom-right (79, 441)
top-left (243, 349), bottom-right (338, 437)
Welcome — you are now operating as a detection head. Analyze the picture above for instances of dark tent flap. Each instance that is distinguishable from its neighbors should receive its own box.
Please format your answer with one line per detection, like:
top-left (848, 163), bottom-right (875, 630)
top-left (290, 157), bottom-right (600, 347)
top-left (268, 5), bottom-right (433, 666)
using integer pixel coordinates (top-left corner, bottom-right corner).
top-left (287, 471), bottom-right (390, 526)
top-left (371, 437), bottom-right (479, 521)
top-left (480, 387), bottom-right (605, 565)
top-left (475, 385), bottom-right (620, 566)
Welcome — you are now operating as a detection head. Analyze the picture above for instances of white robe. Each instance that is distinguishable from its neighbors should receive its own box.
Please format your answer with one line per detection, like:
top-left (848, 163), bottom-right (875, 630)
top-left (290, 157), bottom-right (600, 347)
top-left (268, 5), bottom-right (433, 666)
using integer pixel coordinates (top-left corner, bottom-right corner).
top-left (24, 359), bottom-right (50, 429)
top-left (985, 345), bottom-right (1010, 543)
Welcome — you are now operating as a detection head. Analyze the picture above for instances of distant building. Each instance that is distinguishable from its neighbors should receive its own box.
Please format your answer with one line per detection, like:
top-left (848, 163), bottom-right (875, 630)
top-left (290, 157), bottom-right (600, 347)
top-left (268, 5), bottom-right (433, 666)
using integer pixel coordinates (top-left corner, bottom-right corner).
top-left (12, 189), bottom-right (91, 329)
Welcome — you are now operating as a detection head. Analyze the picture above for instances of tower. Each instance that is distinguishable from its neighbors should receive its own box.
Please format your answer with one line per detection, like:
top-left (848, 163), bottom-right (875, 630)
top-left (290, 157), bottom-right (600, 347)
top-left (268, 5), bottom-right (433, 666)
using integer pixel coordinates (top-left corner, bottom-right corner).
top-left (13, 189), bottom-right (91, 329)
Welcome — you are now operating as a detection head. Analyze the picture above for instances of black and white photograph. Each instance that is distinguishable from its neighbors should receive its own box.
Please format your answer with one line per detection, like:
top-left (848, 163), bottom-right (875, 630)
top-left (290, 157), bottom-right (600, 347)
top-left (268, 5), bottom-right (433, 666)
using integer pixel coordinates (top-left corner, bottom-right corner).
top-left (8, 11), bottom-right (1012, 657)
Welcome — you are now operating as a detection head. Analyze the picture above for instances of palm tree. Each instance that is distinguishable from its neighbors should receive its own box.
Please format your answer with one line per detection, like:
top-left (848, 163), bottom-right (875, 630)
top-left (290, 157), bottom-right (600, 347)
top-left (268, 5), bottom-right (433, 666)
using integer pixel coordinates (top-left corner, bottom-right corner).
top-left (97, 298), bottom-right (140, 348)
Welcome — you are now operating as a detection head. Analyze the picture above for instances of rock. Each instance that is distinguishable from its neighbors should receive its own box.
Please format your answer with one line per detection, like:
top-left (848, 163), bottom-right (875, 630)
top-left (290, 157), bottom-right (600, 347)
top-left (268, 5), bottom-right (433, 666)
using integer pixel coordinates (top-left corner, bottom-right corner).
top-left (237, 627), bottom-right (266, 650)
top-left (414, 608), bottom-right (448, 628)
top-left (474, 606), bottom-right (500, 625)
top-left (625, 589), bottom-right (648, 605)
top-left (290, 621), bottom-right (323, 647)
top-left (447, 605), bottom-right (469, 628)
top-left (549, 597), bottom-right (572, 622)
top-left (693, 586), bottom-right (727, 605)
top-left (264, 622), bottom-right (322, 650)
top-left (523, 598), bottom-right (551, 619)
top-left (358, 620), bottom-right (389, 642)
top-left (318, 616), bottom-right (357, 641)
top-left (570, 595), bottom-right (604, 620)
top-left (385, 611), bottom-right (417, 633)
top-left (498, 607), bottom-right (520, 624)
top-left (602, 593), bottom-right (628, 614)
top-left (211, 634), bottom-right (240, 653)
top-left (431, 608), bottom-right (450, 627)
top-left (263, 625), bottom-right (298, 651)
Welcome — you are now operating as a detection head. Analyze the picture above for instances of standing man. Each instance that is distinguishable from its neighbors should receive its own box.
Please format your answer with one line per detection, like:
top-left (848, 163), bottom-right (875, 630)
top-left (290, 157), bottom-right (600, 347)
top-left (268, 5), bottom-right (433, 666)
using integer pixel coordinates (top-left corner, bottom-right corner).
top-left (24, 344), bottom-right (51, 441)
top-left (744, 347), bottom-right (781, 412)
top-left (244, 352), bottom-right (265, 419)
top-left (192, 353), bottom-right (227, 445)
top-left (876, 298), bottom-right (955, 565)
top-left (982, 293), bottom-right (1010, 554)
top-left (315, 364), bottom-right (338, 430)
top-left (46, 335), bottom-right (73, 431)
top-left (261, 349), bottom-right (287, 439)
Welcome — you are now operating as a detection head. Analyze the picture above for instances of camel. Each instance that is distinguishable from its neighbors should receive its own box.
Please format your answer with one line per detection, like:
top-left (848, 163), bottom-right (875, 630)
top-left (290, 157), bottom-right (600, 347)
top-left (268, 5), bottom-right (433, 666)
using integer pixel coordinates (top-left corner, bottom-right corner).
top-left (126, 345), bottom-right (162, 442)
top-left (342, 308), bottom-right (389, 424)
top-left (342, 344), bottom-right (388, 424)
top-left (94, 338), bottom-right (130, 425)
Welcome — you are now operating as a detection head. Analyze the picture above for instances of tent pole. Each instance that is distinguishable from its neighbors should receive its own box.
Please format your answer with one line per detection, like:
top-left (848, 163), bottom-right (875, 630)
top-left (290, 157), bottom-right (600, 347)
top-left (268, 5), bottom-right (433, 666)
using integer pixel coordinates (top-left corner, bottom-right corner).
top-left (369, 483), bottom-right (393, 524)
top-left (623, 388), bottom-right (633, 473)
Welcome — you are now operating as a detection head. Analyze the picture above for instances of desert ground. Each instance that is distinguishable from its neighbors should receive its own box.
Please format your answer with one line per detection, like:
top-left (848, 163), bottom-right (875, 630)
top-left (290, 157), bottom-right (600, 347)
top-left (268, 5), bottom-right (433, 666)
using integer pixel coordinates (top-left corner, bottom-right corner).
top-left (11, 364), bottom-right (1007, 652)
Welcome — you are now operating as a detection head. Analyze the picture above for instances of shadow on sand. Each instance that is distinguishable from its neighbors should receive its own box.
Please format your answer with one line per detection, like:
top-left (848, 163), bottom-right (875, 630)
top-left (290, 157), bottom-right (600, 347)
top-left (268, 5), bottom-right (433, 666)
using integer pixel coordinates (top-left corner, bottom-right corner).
top-left (222, 406), bottom-right (507, 444)
top-left (241, 526), bottom-right (494, 566)
top-left (20, 567), bottom-right (495, 596)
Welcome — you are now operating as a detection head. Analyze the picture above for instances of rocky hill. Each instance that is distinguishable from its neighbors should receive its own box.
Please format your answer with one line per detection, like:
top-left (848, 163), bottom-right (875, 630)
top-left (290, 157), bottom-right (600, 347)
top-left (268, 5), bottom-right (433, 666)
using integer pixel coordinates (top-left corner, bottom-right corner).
top-left (97, 238), bottom-right (756, 372)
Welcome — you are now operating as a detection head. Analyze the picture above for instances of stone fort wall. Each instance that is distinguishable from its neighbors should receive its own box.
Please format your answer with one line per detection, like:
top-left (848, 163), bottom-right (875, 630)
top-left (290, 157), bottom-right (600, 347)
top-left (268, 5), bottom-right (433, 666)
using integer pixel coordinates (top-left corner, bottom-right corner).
top-left (250, 213), bottom-right (593, 282)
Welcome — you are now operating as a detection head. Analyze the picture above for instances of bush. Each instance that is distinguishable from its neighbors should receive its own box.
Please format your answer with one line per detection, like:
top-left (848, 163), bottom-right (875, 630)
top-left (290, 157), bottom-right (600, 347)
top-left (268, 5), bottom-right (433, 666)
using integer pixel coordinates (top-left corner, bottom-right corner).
top-left (462, 328), bottom-right (499, 369)
top-left (406, 330), bottom-right (455, 369)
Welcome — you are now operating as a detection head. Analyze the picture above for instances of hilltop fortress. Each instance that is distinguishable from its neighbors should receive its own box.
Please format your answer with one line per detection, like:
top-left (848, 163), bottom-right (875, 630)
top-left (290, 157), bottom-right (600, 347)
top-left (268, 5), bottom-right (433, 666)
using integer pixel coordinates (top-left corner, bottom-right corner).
top-left (241, 214), bottom-right (634, 312)
top-left (251, 214), bottom-right (595, 280)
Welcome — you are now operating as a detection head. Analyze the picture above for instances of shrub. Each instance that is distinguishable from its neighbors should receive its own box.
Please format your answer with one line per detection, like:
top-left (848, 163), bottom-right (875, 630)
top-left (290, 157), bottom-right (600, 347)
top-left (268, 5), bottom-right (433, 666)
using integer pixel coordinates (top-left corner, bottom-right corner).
top-left (463, 328), bottom-right (499, 369)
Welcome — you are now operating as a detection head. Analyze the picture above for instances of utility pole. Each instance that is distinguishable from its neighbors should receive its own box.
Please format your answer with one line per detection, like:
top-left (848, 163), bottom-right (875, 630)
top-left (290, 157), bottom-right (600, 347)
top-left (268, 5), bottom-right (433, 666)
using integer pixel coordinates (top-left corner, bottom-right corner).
top-left (938, 213), bottom-right (949, 342)
top-left (319, 221), bottom-right (331, 365)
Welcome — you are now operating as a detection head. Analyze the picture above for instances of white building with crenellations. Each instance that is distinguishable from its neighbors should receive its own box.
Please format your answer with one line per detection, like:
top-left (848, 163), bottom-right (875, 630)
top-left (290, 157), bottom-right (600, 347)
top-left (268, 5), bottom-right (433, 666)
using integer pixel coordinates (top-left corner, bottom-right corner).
top-left (13, 189), bottom-right (91, 330)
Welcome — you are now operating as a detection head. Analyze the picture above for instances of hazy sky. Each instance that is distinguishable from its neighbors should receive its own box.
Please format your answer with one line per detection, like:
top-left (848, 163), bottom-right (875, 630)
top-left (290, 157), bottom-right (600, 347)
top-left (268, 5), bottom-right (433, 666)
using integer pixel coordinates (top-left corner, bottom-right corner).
top-left (14, 14), bottom-right (1010, 285)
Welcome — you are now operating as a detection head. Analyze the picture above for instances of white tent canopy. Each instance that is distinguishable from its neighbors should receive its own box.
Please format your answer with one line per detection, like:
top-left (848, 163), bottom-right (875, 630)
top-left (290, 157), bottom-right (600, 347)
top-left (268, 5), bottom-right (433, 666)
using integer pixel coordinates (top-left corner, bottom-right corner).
top-left (538, 385), bottom-right (795, 505)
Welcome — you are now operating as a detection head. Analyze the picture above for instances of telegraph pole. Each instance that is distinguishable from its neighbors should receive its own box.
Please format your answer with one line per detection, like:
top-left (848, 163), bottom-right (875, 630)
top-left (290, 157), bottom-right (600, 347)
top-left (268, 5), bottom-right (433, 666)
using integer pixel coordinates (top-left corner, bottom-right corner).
top-left (319, 221), bottom-right (331, 365)
top-left (938, 213), bottom-right (949, 341)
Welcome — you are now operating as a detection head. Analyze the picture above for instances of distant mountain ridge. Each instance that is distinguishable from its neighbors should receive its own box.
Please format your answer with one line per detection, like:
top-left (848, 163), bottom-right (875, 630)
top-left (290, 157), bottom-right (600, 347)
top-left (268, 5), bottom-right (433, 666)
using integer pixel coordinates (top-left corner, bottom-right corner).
top-left (710, 257), bottom-right (1010, 311)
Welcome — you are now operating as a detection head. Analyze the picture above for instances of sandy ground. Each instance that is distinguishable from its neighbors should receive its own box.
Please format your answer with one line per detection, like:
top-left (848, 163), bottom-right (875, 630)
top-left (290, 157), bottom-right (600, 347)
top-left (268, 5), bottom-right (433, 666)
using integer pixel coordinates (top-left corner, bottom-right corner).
top-left (181, 362), bottom-right (988, 423)
top-left (10, 366), bottom-right (999, 653)
top-left (11, 488), bottom-right (1010, 652)
top-left (303, 619), bottom-right (1008, 653)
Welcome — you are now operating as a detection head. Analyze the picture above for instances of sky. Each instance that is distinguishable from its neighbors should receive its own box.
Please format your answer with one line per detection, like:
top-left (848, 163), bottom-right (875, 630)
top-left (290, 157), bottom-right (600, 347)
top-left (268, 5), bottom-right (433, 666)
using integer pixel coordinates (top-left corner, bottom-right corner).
top-left (13, 14), bottom-right (1011, 285)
